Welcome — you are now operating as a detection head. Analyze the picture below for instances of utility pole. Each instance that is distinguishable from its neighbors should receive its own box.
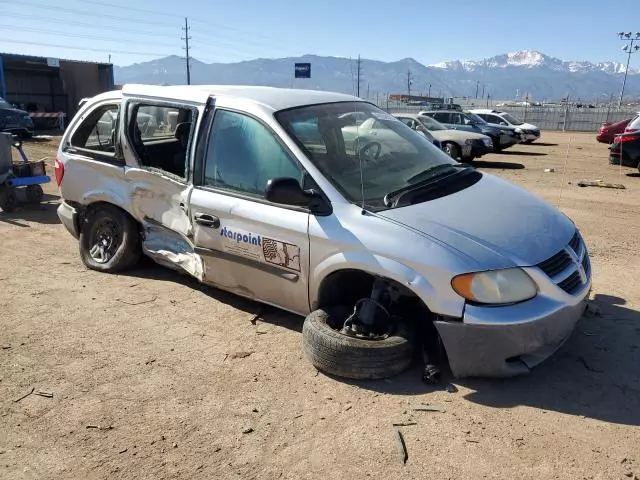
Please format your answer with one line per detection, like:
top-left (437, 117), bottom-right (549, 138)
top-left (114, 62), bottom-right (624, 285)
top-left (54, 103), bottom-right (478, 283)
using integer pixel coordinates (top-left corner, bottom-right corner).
top-left (481, 84), bottom-right (485, 99)
top-left (617, 32), bottom-right (640, 108)
top-left (182, 17), bottom-right (192, 85)
top-left (407, 68), bottom-right (413, 100)
top-left (427, 83), bottom-right (431, 98)
top-left (356, 55), bottom-right (362, 97)
top-left (108, 54), bottom-right (111, 64)
top-left (475, 80), bottom-right (479, 99)
top-left (367, 82), bottom-right (370, 100)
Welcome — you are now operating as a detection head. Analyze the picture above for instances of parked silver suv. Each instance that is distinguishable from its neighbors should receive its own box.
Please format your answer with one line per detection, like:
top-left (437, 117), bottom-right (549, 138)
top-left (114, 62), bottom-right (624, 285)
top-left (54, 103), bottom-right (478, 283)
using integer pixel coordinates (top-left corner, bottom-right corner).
top-left (56, 85), bottom-right (591, 380)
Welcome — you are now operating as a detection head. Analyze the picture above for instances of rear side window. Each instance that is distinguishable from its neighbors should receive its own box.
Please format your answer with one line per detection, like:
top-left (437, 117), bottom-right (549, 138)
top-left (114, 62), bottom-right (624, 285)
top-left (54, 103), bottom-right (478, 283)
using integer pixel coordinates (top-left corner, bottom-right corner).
top-left (70, 103), bottom-right (120, 154)
top-left (127, 102), bottom-right (196, 179)
top-left (432, 112), bottom-right (450, 123)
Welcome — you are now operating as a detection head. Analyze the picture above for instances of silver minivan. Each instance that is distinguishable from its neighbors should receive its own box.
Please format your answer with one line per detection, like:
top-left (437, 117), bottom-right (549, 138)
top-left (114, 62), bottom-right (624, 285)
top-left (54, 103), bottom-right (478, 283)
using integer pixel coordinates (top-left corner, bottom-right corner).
top-left (55, 85), bottom-right (592, 380)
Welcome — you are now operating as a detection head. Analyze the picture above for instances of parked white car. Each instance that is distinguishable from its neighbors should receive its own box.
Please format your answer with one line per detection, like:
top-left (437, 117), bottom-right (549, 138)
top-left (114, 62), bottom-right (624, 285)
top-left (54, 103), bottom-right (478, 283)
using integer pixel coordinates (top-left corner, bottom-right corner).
top-left (55, 84), bottom-right (591, 381)
top-left (393, 113), bottom-right (493, 162)
top-left (470, 109), bottom-right (541, 143)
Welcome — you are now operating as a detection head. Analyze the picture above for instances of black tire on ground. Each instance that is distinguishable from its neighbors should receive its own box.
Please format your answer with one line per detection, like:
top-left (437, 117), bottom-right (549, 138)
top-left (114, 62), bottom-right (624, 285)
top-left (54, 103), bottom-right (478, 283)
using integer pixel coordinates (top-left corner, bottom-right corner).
top-left (490, 136), bottom-right (502, 151)
top-left (25, 184), bottom-right (44, 203)
top-left (442, 142), bottom-right (461, 160)
top-left (0, 187), bottom-right (17, 213)
top-left (302, 306), bottom-right (415, 380)
top-left (524, 139), bottom-right (535, 144)
top-left (79, 204), bottom-right (141, 273)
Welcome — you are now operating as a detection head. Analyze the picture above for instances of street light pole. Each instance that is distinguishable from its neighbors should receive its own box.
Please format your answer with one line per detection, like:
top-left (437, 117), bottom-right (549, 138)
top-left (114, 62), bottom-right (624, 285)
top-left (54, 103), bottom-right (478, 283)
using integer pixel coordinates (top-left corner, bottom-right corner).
top-left (617, 32), bottom-right (640, 108)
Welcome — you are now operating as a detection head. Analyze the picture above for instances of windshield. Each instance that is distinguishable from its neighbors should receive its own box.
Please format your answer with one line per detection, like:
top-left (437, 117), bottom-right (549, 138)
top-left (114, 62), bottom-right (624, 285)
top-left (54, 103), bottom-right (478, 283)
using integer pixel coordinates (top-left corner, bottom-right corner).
top-left (276, 102), bottom-right (458, 210)
top-left (417, 115), bottom-right (446, 131)
top-left (501, 113), bottom-right (523, 125)
top-left (464, 112), bottom-right (487, 125)
top-left (0, 97), bottom-right (12, 109)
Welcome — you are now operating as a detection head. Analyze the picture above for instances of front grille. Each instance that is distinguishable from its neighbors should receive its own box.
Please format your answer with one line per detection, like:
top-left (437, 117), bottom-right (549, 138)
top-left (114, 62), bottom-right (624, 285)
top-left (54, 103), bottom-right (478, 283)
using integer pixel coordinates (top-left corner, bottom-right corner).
top-left (536, 230), bottom-right (590, 295)
top-left (568, 231), bottom-right (580, 253)
top-left (538, 250), bottom-right (572, 277)
top-left (558, 271), bottom-right (582, 294)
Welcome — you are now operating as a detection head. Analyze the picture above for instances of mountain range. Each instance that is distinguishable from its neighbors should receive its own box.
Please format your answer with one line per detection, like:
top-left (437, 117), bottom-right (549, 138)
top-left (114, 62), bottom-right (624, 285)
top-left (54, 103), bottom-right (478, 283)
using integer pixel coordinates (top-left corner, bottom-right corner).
top-left (114, 50), bottom-right (640, 102)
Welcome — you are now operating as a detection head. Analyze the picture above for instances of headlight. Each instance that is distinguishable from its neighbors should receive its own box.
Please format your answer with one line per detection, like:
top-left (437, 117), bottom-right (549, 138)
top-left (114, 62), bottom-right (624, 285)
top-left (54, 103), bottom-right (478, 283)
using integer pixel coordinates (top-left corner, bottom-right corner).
top-left (483, 138), bottom-right (492, 146)
top-left (464, 139), bottom-right (472, 145)
top-left (451, 268), bottom-right (537, 305)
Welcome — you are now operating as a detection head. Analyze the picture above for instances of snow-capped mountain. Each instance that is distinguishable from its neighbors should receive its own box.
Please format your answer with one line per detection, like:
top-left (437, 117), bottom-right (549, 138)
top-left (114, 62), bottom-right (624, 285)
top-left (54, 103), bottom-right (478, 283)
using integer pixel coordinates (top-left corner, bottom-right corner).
top-left (430, 50), bottom-right (638, 75)
top-left (114, 50), bottom-right (640, 101)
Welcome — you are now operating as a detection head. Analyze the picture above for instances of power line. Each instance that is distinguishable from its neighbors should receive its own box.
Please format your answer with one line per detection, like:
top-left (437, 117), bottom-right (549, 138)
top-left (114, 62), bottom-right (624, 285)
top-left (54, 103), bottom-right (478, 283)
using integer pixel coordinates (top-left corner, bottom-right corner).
top-left (1, 13), bottom-right (176, 38)
top-left (0, 24), bottom-right (179, 49)
top-left (76, 0), bottom-right (178, 17)
top-left (0, 38), bottom-right (173, 58)
top-left (6, 0), bottom-right (177, 27)
top-left (182, 18), bottom-right (191, 85)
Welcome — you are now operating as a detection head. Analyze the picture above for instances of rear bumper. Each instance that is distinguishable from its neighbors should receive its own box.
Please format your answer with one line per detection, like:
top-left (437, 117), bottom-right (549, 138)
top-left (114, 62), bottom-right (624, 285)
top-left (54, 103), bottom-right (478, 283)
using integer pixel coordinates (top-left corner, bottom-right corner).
top-left (57, 201), bottom-right (80, 239)
top-left (597, 133), bottom-right (613, 143)
top-left (434, 283), bottom-right (590, 378)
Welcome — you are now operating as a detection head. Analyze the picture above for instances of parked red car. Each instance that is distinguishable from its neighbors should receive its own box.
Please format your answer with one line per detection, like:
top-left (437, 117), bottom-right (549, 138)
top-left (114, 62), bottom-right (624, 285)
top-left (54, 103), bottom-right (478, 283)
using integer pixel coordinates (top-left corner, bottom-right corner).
top-left (597, 117), bottom-right (632, 143)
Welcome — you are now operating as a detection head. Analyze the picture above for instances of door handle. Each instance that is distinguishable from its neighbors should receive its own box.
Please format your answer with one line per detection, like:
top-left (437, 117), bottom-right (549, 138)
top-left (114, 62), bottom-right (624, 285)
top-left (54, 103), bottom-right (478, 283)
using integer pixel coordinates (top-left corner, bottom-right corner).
top-left (194, 213), bottom-right (220, 229)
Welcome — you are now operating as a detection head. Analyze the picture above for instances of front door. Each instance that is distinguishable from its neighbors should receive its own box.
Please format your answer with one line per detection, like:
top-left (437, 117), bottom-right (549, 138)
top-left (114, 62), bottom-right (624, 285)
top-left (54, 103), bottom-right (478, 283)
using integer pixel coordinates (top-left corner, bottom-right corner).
top-left (189, 108), bottom-right (311, 315)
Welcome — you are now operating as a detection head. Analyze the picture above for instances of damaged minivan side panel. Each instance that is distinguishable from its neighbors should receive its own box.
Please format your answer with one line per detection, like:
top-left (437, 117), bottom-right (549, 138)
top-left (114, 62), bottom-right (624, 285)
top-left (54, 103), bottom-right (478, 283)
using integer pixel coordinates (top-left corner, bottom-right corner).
top-left (118, 96), bottom-right (207, 280)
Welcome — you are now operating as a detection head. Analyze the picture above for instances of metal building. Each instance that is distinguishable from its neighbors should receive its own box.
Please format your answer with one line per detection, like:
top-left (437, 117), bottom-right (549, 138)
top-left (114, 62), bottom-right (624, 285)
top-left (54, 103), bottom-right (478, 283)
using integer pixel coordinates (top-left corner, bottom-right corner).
top-left (0, 53), bottom-right (114, 126)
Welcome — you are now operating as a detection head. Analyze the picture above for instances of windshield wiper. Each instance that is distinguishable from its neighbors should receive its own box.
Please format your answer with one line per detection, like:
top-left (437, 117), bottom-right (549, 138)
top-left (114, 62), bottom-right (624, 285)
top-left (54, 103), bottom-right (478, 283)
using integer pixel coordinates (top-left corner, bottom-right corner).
top-left (383, 163), bottom-right (473, 207)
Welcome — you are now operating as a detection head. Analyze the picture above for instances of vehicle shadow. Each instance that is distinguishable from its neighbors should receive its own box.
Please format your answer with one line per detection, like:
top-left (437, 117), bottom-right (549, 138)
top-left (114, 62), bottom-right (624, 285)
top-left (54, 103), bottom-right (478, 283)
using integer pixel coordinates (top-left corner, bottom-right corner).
top-left (337, 295), bottom-right (640, 425)
top-left (498, 150), bottom-right (548, 157)
top-left (532, 142), bottom-right (559, 147)
top-left (625, 172), bottom-right (640, 178)
top-left (459, 294), bottom-right (640, 426)
top-left (0, 194), bottom-right (60, 226)
top-left (120, 259), bottom-right (304, 333)
top-left (472, 160), bottom-right (525, 170)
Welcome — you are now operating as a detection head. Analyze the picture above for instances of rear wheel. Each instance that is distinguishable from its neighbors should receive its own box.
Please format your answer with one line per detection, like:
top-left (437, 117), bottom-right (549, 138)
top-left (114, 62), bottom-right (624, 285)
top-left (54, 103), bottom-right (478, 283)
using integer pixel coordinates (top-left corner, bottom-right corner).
top-left (25, 185), bottom-right (43, 204)
top-left (79, 204), bottom-right (141, 272)
top-left (302, 306), bottom-right (415, 380)
top-left (0, 187), bottom-right (17, 213)
top-left (442, 142), bottom-right (461, 160)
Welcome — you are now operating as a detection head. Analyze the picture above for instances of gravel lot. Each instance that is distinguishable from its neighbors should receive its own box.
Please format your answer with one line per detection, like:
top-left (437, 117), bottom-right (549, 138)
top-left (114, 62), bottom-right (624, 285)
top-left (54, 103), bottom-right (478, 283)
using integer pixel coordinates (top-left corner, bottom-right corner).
top-left (1, 131), bottom-right (639, 480)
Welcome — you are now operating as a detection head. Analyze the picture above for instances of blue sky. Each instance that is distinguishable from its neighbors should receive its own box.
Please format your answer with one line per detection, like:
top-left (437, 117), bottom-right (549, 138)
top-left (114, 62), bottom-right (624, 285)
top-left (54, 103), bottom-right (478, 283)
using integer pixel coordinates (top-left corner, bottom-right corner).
top-left (1, 0), bottom-right (639, 67)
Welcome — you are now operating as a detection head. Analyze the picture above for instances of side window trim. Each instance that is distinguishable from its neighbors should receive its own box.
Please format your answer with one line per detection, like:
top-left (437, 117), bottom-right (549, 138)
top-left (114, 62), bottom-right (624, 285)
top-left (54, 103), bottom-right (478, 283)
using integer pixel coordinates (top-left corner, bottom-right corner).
top-left (65, 100), bottom-right (122, 163)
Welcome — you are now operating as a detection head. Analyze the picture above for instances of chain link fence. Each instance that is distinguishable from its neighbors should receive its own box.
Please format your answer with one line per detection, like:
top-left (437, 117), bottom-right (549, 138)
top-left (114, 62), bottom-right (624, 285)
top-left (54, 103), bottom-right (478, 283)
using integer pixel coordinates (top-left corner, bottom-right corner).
top-left (377, 101), bottom-right (639, 132)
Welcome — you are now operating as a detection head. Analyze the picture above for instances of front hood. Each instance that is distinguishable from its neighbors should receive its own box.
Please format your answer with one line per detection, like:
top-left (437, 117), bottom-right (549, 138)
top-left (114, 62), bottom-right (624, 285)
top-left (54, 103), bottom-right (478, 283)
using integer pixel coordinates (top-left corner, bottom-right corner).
top-left (520, 123), bottom-right (539, 131)
top-left (433, 130), bottom-right (488, 141)
top-left (377, 173), bottom-right (575, 269)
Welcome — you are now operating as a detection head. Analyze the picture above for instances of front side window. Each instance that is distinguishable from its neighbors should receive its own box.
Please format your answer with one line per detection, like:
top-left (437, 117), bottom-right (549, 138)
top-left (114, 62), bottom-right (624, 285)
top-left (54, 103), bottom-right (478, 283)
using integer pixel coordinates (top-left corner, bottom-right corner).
top-left (501, 113), bottom-right (523, 125)
top-left (71, 103), bottom-right (120, 154)
top-left (203, 109), bottom-right (303, 196)
top-left (128, 102), bottom-right (195, 179)
top-left (276, 102), bottom-right (458, 211)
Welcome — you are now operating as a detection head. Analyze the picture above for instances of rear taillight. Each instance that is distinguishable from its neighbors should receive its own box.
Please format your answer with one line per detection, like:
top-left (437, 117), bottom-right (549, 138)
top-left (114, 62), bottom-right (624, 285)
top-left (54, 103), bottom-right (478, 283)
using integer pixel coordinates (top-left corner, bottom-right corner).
top-left (618, 135), bottom-right (638, 143)
top-left (54, 156), bottom-right (64, 186)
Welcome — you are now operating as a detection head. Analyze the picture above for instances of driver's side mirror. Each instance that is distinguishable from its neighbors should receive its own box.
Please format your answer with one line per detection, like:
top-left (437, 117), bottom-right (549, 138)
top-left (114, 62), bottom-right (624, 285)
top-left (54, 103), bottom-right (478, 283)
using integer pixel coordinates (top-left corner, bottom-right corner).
top-left (265, 177), bottom-right (331, 215)
top-left (499, 121), bottom-right (508, 126)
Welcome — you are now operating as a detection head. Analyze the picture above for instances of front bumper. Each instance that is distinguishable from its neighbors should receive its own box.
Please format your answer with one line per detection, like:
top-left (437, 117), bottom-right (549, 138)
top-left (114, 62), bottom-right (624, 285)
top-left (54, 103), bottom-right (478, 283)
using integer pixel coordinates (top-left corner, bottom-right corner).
top-left (57, 201), bottom-right (80, 238)
top-left (434, 279), bottom-right (590, 378)
top-left (520, 131), bottom-right (540, 142)
top-left (470, 141), bottom-right (493, 158)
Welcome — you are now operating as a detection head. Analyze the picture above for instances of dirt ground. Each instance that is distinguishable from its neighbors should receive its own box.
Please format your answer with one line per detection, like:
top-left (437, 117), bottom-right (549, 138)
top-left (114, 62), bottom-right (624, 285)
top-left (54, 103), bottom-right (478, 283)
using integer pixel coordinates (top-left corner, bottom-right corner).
top-left (1, 131), bottom-right (639, 480)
